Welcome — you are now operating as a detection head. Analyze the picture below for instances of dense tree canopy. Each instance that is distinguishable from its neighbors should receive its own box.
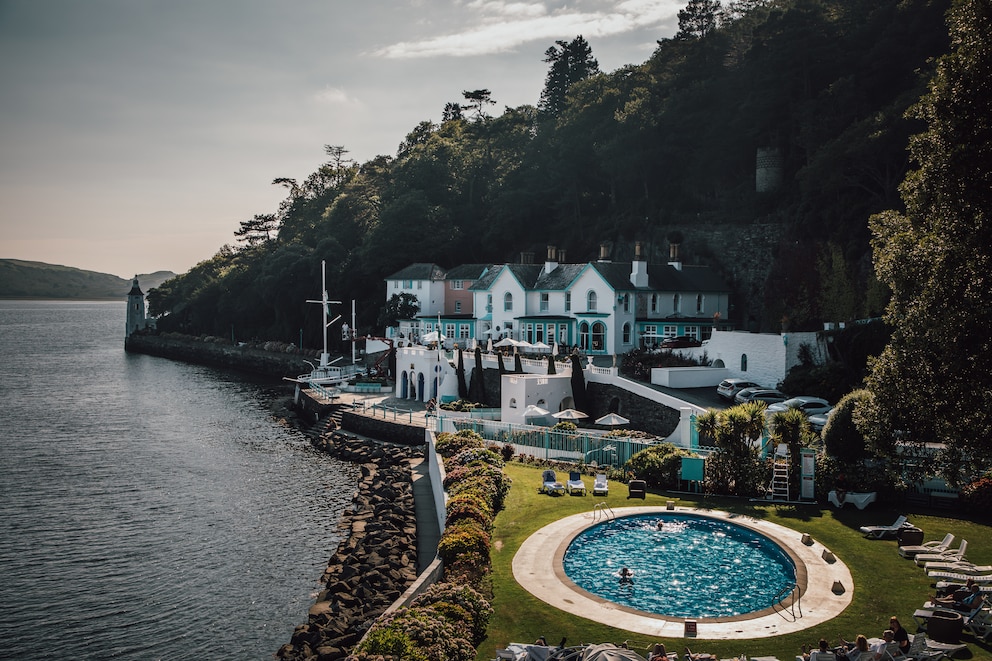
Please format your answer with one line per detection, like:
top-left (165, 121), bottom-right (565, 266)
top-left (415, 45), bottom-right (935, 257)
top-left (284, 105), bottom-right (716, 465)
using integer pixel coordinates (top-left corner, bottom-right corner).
top-left (149, 0), bottom-right (952, 348)
top-left (861, 0), bottom-right (992, 479)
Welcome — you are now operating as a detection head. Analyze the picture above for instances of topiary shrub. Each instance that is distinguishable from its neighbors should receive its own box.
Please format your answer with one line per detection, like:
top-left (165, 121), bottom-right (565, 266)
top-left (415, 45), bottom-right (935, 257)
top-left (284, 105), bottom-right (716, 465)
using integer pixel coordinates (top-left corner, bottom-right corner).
top-left (437, 519), bottom-right (491, 566)
top-left (412, 582), bottom-right (493, 645)
top-left (625, 443), bottom-right (698, 489)
top-left (445, 493), bottom-right (494, 529)
top-left (435, 429), bottom-right (486, 458)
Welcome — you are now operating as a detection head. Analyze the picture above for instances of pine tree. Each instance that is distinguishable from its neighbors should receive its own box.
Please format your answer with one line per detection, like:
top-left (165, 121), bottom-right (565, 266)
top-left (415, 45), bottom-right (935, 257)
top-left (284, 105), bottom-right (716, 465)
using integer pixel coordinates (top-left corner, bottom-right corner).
top-left (538, 36), bottom-right (600, 119)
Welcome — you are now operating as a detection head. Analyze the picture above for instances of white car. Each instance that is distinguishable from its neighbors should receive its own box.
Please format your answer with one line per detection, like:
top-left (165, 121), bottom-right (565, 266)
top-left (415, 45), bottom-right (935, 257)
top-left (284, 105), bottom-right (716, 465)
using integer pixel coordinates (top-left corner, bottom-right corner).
top-left (717, 378), bottom-right (762, 401)
top-left (808, 408), bottom-right (835, 432)
top-left (765, 396), bottom-right (832, 417)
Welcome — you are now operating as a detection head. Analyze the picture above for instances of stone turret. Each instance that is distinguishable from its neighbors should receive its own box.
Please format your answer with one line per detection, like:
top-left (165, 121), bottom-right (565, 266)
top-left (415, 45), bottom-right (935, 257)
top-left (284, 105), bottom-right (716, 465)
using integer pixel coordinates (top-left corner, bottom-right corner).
top-left (125, 277), bottom-right (154, 337)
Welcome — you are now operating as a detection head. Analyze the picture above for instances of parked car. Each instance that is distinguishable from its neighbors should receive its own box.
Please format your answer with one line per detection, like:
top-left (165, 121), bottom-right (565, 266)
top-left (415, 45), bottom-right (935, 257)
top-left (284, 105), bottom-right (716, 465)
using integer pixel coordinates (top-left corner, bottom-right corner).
top-left (660, 335), bottom-right (702, 349)
top-left (765, 396), bottom-right (832, 417)
top-left (717, 378), bottom-right (762, 401)
top-left (808, 407), bottom-right (835, 432)
top-left (735, 387), bottom-right (789, 405)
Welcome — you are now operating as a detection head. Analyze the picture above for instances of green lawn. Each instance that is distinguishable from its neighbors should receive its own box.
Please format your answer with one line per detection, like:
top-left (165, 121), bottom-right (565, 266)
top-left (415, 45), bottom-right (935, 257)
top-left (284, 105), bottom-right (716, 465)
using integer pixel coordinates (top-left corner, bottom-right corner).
top-left (478, 462), bottom-right (992, 661)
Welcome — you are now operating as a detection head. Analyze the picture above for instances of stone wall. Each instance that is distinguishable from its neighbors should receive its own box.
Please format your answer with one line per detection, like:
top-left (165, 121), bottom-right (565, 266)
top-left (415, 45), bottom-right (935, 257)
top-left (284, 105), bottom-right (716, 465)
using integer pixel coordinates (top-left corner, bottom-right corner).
top-left (587, 382), bottom-right (681, 438)
top-left (340, 411), bottom-right (428, 446)
top-left (124, 333), bottom-right (309, 379)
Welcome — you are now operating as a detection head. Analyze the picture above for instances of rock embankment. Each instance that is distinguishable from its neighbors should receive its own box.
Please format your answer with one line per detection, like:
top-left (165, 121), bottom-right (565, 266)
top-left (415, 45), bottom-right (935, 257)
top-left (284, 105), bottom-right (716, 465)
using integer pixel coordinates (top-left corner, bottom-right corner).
top-left (276, 431), bottom-right (423, 661)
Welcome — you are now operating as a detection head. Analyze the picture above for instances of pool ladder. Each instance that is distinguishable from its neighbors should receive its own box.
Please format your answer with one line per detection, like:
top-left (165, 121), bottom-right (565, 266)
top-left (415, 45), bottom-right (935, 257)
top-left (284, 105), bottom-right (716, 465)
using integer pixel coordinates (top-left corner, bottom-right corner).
top-left (771, 583), bottom-right (802, 621)
top-left (591, 502), bottom-right (615, 523)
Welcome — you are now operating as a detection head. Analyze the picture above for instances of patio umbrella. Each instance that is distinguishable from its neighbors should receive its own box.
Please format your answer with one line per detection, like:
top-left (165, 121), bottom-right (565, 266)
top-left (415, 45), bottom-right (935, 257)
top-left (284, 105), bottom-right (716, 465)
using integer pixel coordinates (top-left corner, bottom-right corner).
top-left (494, 337), bottom-right (517, 348)
top-left (523, 404), bottom-right (549, 417)
top-left (531, 341), bottom-right (550, 352)
top-left (516, 340), bottom-right (534, 351)
top-left (422, 330), bottom-right (446, 343)
top-left (595, 412), bottom-right (630, 427)
top-left (553, 408), bottom-right (588, 421)
top-left (486, 338), bottom-right (493, 352)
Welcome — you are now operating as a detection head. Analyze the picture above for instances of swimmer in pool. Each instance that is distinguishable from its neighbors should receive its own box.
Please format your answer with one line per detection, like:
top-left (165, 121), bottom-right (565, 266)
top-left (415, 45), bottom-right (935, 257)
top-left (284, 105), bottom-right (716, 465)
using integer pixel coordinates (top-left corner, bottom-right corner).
top-left (619, 566), bottom-right (634, 584)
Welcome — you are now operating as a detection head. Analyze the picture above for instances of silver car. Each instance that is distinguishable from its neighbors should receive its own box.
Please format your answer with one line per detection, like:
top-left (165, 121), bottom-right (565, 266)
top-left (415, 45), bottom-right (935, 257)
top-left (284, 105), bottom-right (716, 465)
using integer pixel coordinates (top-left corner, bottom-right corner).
top-left (765, 396), bottom-right (832, 417)
top-left (735, 388), bottom-right (789, 405)
top-left (717, 378), bottom-right (761, 401)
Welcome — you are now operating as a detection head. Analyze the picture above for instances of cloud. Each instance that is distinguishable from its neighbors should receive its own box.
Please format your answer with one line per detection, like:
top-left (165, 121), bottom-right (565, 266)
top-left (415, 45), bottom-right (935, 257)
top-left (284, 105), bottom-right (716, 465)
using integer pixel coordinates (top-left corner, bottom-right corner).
top-left (374, 0), bottom-right (678, 59)
top-left (314, 86), bottom-right (362, 107)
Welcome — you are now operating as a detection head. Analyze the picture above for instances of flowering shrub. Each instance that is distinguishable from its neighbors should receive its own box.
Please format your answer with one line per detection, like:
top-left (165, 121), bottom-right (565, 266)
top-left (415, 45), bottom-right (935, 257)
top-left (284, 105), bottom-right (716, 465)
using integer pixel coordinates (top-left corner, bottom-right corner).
top-left (348, 626), bottom-right (425, 661)
top-left (435, 429), bottom-right (486, 458)
top-left (499, 443), bottom-right (516, 462)
top-left (439, 399), bottom-right (485, 412)
top-left (552, 421), bottom-right (577, 433)
top-left (448, 447), bottom-right (505, 469)
top-left (444, 550), bottom-right (492, 585)
top-left (445, 472), bottom-right (510, 513)
top-left (413, 582), bottom-right (493, 645)
top-left (437, 519), bottom-right (491, 566)
top-left (962, 476), bottom-right (992, 511)
top-left (356, 606), bottom-right (475, 661)
top-left (445, 493), bottom-right (494, 529)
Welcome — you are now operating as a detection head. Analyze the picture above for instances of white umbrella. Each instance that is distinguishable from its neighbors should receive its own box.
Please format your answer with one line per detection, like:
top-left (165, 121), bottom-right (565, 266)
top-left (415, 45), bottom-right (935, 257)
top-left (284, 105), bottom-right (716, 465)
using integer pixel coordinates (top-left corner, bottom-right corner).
top-left (516, 340), bottom-right (534, 351)
top-left (552, 341), bottom-right (559, 356)
top-left (494, 337), bottom-right (518, 348)
top-left (553, 408), bottom-right (588, 420)
top-left (531, 341), bottom-right (550, 352)
top-left (486, 338), bottom-right (493, 352)
top-left (422, 330), bottom-right (446, 343)
top-left (523, 404), bottom-right (550, 417)
top-left (595, 412), bottom-right (630, 427)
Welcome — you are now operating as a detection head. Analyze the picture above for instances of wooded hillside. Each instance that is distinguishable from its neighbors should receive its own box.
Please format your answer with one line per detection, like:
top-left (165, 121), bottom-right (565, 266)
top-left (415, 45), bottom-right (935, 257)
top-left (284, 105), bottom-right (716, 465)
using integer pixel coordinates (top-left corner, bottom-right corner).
top-left (149, 0), bottom-right (952, 346)
top-left (0, 259), bottom-right (175, 299)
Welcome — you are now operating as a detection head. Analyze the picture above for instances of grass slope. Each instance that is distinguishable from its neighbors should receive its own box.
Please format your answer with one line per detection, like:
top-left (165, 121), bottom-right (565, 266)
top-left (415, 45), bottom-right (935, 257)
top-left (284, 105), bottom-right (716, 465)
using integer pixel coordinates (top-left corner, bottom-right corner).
top-left (481, 462), bottom-right (991, 661)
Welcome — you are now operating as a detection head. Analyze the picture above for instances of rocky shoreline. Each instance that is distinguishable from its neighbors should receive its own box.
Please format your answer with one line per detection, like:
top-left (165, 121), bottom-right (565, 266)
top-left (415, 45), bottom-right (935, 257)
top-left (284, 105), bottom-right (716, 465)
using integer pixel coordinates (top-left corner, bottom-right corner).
top-left (276, 429), bottom-right (423, 661)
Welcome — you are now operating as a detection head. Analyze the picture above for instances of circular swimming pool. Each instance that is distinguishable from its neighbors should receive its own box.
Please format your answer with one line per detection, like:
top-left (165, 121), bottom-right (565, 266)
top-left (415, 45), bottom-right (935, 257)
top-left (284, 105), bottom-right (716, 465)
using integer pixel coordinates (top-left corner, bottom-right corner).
top-left (562, 513), bottom-right (796, 619)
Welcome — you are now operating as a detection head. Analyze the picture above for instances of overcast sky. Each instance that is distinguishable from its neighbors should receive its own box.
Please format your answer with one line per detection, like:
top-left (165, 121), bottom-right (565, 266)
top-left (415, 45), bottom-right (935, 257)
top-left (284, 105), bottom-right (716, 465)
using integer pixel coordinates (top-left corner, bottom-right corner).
top-left (0, 0), bottom-right (684, 279)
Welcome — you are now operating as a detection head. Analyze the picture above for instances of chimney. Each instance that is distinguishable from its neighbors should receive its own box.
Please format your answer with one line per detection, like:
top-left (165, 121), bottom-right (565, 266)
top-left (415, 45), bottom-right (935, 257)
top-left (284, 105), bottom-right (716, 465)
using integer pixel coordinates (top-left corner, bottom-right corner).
top-left (668, 241), bottom-right (682, 271)
top-left (520, 251), bottom-right (534, 264)
top-left (558, 249), bottom-right (567, 263)
top-left (630, 240), bottom-right (648, 287)
top-left (545, 245), bottom-right (558, 274)
top-left (598, 243), bottom-right (610, 261)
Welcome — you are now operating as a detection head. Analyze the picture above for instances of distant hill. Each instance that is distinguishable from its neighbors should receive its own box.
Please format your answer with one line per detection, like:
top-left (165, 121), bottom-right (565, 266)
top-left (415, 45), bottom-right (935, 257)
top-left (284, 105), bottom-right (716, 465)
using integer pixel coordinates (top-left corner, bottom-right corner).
top-left (0, 259), bottom-right (176, 299)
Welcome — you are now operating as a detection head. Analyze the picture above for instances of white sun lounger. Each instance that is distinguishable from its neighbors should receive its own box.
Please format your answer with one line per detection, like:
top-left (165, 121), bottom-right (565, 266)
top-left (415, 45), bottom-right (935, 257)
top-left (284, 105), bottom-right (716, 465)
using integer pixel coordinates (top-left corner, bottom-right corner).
top-left (928, 570), bottom-right (992, 584)
top-left (592, 473), bottom-right (609, 496)
top-left (899, 532), bottom-right (955, 559)
top-left (925, 561), bottom-right (992, 574)
top-left (859, 515), bottom-right (909, 539)
top-left (567, 471), bottom-right (586, 496)
top-left (916, 540), bottom-right (967, 566)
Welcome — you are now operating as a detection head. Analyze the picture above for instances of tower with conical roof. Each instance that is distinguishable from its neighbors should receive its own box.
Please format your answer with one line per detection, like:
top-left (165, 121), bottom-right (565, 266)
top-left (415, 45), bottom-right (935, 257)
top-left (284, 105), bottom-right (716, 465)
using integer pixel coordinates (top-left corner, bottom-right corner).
top-left (126, 277), bottom-right (146, 337)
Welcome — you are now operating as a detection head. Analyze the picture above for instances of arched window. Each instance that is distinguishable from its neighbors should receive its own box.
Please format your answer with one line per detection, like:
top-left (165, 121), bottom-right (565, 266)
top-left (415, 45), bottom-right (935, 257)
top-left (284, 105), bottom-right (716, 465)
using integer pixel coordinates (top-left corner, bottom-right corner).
top-left (587, 290), bottom-right (597, 311)
top-left (504, 291), bottom-right (513, 311)
top-left (592, 321), bottom-right (606, 351)
top-left (509, 397), bottom-right (518, 408)
top-left (673, 293), bottom-right (681, 313)
top-left (579, 321), bottom-right (590, 350)
top-left (622, 322), bottom-right (631, 344)
top-left (740, 354), bottom-right (748, 371)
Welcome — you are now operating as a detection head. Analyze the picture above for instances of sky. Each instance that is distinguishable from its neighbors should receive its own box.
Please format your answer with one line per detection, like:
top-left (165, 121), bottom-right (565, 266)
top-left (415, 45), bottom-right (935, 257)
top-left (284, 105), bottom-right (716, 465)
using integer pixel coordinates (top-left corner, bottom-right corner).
top-left (0, 0), bottom-right (685, 279)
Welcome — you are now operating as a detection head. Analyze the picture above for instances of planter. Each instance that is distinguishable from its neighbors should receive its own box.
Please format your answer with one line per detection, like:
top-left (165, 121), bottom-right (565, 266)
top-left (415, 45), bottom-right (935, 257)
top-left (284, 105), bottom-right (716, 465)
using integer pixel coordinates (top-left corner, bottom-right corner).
top-left (928, 610), bottom-right (963, 644)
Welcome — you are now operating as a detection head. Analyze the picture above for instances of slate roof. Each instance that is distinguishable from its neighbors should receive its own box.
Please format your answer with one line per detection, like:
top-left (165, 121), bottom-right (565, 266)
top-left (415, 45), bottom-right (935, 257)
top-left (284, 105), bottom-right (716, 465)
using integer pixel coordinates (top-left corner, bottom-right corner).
top-left (444, 263), bottom-right (490, 280)
top-left (386, 263), bottom-right (446, 281)
top-left (590, 261), bottom-right (729, 292)
top-left (533, 263), bottom-right (586, 291)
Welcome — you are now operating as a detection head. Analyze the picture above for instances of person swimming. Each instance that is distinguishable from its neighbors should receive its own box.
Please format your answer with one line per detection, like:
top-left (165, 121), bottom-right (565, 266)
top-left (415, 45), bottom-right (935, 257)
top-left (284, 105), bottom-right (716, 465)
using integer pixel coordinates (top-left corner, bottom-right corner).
top-left (619, 566), bottom-right (634, 584)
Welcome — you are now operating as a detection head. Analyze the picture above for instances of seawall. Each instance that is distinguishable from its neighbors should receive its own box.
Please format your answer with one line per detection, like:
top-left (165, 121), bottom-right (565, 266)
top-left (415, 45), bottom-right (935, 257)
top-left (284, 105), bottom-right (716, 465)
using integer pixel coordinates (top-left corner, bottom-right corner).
top-left (125, 333), bottom-right (311, 379)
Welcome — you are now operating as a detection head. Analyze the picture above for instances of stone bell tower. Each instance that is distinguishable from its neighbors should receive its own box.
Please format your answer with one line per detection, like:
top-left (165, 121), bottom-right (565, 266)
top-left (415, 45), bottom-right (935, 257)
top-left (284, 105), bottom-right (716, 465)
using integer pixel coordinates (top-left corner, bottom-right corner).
top-left (126, 277), bottom-right (146, 337)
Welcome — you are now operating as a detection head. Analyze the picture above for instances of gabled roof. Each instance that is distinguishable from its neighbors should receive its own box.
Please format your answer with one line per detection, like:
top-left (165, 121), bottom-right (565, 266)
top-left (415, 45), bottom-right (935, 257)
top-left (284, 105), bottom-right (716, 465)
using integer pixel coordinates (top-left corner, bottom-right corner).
top-left (468, 263), bottom-right (543, 291)
top-left (444, 263), bottom-right (490, 280)
top-left (386, 263), bottom-right (446, 281)
top-left (533, 263), bottom-right (586, 291)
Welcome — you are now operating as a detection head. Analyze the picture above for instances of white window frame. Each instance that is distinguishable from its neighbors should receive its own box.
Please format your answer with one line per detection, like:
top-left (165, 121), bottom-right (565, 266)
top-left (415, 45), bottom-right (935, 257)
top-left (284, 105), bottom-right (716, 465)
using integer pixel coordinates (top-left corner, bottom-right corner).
top-left (503, 292), bottom-right (513, 311)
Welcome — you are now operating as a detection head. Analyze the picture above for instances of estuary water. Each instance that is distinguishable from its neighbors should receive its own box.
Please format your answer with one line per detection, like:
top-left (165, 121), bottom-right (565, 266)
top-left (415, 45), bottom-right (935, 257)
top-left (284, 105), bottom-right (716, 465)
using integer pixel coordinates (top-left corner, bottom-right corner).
top-left (0, 300), bottom-right (358, 660)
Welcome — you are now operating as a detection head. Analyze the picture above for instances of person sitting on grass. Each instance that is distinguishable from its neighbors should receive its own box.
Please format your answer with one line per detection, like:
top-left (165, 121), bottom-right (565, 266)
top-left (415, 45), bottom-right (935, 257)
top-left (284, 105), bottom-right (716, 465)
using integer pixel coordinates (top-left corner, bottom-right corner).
top-left (685, 647), bottom-right (714, 661)
top-left (801, 639), bottom-right (833, 661)
top-left (870, 630), bottom-right (897, 661)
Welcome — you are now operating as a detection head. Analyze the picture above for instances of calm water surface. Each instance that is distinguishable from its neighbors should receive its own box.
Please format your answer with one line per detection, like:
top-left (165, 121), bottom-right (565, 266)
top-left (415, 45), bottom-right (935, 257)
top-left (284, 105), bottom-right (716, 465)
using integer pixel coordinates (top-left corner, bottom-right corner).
top-left (0, 300), bottom-right (358, 660)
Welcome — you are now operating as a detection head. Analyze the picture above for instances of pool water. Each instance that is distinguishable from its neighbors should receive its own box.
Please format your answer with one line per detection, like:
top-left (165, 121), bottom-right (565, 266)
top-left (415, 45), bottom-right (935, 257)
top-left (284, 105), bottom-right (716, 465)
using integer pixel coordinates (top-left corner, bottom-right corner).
top-left (562, 514), bottom-right (796, 619)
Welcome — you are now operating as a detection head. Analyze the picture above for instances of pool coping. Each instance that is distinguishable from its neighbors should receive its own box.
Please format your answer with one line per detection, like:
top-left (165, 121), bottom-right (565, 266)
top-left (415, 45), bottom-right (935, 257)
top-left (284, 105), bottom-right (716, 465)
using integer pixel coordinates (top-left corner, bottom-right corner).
top-left (512, 505), bottom-right (853, 640)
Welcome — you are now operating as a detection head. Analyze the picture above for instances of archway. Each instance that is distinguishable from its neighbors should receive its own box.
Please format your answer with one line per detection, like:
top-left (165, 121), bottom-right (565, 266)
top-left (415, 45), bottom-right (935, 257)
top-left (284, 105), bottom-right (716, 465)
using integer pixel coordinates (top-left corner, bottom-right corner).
top-left (417, 372), bottom-right (425, 401)
top-left (400, 370), bottom-right (408, 398)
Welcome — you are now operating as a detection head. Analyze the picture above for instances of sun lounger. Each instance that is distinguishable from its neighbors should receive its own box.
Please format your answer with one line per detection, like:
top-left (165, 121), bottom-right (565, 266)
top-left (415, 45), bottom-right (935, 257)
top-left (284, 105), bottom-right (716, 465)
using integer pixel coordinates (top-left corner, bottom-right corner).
top-left (540, 469), bottom-right (566, 496)
top-left (907, 632), bottom-right (969, 660)
top-left (592, 473), bottom-right (609, 496)
top-left (916, 540), bottom-right (968, 566)
top-left (567, 471), bottom-right (586, 496)
top-left (829, 490), bottom-right (877, 509)
top-left (913, 597), bottom-right (989, 638)
top-left (924, 561), bottom-right (992, 574)
top-left (929, 570), bottom-right (992, 584)
top-left (859, 515), bottom-right (909, 539)
top-left (899, 533), bottom-right (955, 559)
